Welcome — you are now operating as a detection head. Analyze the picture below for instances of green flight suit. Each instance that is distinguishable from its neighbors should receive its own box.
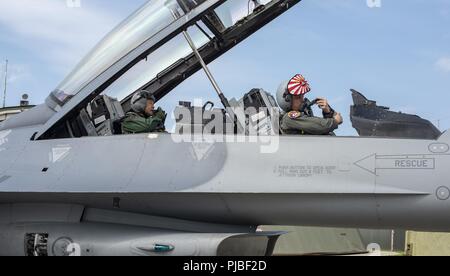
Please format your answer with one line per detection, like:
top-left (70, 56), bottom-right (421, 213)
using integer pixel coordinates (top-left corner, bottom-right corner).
top-left (281, 109), bottom-right (339, 135)
top-left (122, 108), bottom-right (167, 134)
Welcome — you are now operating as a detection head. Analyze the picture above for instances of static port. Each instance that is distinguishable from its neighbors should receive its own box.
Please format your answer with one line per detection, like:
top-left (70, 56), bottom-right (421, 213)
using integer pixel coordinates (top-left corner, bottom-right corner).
top-left (429, 143), bottom-right (449, 153)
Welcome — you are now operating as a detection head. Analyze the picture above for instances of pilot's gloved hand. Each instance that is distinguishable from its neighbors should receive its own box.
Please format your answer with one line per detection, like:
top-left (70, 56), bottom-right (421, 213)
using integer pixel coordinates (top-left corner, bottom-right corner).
top-left (316, 98), bottom-right (331, 114)
top-left (154, 107), bottom-right (167, 122)
top-left (333, 113), bottom-right (344, 125)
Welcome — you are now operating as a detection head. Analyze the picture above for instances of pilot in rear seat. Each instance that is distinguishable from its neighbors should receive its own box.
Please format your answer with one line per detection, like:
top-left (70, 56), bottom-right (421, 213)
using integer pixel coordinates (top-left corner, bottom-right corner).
top-left (122, 90), bottom-right (167, 134)
top-left (277, 74), bottom-right (343, 135)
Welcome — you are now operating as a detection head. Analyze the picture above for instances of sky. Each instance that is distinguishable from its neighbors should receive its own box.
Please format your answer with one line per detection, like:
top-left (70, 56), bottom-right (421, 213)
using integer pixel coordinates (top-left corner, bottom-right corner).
top-left (0, 0), bottom-right (449, 135)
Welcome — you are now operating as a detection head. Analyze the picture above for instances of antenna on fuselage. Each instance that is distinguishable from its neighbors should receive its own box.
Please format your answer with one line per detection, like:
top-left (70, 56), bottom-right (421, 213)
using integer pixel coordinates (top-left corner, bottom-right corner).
top-left (2, 59), bottom-right (8, 108)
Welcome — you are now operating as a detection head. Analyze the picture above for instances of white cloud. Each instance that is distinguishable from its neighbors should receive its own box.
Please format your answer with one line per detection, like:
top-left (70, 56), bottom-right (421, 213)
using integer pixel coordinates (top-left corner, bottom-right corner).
top-left (0, 62), bottom-right (28, 86)
top-left (4, 63), bottom-right (30, 84)
top-left (436, 57), bottom-right (450, 73)
top-left (0, 0), bottom-right (122, 71)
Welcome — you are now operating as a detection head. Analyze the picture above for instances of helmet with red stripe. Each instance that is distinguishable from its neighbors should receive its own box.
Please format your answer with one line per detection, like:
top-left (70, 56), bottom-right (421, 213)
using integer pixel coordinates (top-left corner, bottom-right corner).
top-left (287, 74), bottom-right (311, 96)
top-left (276, 74), bottom-right (311, 112)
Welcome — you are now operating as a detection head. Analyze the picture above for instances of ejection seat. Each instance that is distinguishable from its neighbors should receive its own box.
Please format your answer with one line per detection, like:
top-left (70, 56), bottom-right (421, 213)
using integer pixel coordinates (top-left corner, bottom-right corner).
top-left (88, 95), bottom-right (126, 136)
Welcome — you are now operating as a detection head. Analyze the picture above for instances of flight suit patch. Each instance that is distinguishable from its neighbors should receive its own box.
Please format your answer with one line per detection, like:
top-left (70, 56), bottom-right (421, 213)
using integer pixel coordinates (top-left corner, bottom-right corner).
top-left (288, 111), bottom-right (301, 119)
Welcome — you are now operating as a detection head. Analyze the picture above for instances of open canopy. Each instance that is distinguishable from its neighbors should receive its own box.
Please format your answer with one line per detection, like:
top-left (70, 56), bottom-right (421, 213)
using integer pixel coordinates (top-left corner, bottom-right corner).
top-left (38, 0), bottom-right (302, 139)
top-left (46, 0), bottom-right (222, 108)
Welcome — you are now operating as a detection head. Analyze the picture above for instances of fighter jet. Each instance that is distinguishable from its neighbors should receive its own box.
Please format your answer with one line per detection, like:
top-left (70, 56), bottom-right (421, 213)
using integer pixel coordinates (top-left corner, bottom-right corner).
top-left (1, 0), bottom-right (449, 256)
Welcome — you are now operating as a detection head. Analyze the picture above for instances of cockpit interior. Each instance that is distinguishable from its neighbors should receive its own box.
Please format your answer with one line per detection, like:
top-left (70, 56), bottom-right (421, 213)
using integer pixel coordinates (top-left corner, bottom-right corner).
top-left (37, 0), bottom-right (441, 141)
top-left (40, 0), bottom-right (289, 139)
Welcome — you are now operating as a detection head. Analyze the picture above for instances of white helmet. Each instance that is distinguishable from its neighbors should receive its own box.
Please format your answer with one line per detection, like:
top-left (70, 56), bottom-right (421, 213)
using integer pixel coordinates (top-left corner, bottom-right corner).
top-left (276, 80), bottom-right (291, 112)
top-left (131, 90), bottom-right (156, 113)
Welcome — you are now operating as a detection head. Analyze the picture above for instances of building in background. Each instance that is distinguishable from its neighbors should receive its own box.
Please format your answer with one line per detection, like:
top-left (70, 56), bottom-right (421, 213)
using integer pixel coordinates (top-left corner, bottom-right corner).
top-left (406, 232), bottom-right (450, 256)
top-left (0, 94), bottom-right (34, 122)
top-left (260, 226), bottom-right (405, 255)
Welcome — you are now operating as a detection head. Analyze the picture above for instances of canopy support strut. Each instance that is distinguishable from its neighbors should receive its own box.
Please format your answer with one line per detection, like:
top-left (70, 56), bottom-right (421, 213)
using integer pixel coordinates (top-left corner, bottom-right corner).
top-left (168, 5), bottom-right (237, 124)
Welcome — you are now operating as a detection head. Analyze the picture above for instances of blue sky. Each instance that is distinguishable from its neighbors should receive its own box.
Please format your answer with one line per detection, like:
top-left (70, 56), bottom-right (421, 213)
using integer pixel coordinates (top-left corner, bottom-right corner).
top-left (1, 0), bottom-right (450, 135)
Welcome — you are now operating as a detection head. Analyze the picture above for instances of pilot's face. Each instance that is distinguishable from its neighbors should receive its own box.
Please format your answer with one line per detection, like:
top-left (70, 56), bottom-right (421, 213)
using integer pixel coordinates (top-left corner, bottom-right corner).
top-left (291, 95), bottom-right (304, 111)
top-left (144, 99), bottom-right (155, 116)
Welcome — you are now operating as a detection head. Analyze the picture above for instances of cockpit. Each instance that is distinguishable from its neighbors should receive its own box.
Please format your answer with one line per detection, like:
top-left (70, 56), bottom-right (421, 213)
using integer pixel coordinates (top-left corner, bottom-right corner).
top-left (38, 0), bottom-right (291, 140)
top-left (36, 0), bottom-right (441, 141)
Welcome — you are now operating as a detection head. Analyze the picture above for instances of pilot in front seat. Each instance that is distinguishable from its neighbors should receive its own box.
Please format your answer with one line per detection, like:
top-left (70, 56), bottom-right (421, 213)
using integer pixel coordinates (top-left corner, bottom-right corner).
top-left (277, 74), bottom-right (343, 135)
top-left (122, 90), bottom-right (167, 134)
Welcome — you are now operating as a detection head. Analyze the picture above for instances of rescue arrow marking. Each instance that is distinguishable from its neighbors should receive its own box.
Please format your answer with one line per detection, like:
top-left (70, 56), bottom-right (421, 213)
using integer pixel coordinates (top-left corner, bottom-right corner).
top-left (355, 154), bottom-right (435, 175)
top-left (354, 154), bottom-right (376, 175)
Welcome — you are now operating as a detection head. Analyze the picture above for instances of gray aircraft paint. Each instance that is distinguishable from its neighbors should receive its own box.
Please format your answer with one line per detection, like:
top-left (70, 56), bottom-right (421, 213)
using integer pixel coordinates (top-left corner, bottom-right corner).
top-left (1, 125), bottom-right (449, 231)
top-left (0, 0), bottom-right (449, 255)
